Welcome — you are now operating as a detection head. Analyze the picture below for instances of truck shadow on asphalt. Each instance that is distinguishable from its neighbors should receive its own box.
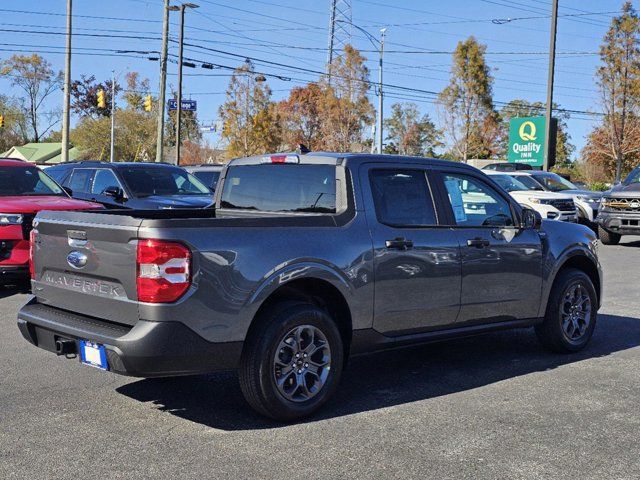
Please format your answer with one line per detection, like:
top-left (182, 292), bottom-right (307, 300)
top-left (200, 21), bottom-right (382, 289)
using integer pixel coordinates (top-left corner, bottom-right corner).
top-left (117, 313), bottom-right (640, 430)
top-left (0, 284), bottom-right (30, 299)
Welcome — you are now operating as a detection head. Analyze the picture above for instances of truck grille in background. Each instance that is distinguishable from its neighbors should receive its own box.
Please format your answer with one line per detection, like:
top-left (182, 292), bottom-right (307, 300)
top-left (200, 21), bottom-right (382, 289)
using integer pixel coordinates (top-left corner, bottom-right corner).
top-left (605, 198), bottom-right (640, 212)
top-left (0, 240), bottom-right (14, 261)
top-left (21, 214), bottom-right (35, 240)
top-left (549, 200), bottom-right (576, 212)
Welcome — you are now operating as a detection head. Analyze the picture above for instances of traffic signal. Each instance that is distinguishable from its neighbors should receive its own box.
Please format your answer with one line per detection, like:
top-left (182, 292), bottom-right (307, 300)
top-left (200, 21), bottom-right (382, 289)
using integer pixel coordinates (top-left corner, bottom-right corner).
top-left (143, 95), bottom-right (152, 112)
top-left (97, 89), bottom-right (106, 109)
top-left (0, 115), bottom-right (4, 128)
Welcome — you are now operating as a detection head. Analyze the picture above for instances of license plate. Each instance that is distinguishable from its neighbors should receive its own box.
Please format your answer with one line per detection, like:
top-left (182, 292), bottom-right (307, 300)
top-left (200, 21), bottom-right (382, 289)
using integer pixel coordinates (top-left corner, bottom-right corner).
top-left (79, 340), bottom-right (108, 370)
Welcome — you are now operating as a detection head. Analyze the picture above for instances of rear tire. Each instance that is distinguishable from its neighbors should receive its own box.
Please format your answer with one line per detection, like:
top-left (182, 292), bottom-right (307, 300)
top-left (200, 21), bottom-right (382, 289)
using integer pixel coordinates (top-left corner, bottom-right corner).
top-left (598, 225), bottom-right (621, 245)
top-left (535, 268), bottom-right (597, 353)
top-left (239, 302), bottom-right (344, 422)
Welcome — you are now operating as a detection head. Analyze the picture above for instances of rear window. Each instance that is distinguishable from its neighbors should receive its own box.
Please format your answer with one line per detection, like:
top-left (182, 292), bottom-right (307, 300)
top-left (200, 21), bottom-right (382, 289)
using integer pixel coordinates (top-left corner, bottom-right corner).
top-left (220, 164), bottom-right (336, 213)
top-left (119, 167), bottom-right (210, 197)
top-left (0, 167), bottom-right (65, 196)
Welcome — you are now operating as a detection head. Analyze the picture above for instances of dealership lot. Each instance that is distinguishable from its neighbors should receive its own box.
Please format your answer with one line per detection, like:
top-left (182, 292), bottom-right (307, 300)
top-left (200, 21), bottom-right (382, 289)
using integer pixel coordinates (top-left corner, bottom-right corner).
top-left (1, 237), bottom-right (640, 479)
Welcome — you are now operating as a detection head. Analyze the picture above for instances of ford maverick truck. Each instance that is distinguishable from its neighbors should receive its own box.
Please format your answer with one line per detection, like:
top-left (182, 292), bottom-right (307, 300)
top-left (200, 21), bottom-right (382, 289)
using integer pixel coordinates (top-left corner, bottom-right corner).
top-left (18, 153), bottom-right (602, 421)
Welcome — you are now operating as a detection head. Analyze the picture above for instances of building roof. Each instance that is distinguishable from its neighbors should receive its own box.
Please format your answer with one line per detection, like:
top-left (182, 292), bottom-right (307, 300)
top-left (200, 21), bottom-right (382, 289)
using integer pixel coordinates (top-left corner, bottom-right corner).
top-left (2, 143), bottom-right (80, 164)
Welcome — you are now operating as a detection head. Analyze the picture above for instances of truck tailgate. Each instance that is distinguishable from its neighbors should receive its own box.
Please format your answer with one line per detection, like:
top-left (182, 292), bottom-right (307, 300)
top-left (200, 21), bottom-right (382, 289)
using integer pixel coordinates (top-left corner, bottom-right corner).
top-left (31, 210), bottom-right (142, 326)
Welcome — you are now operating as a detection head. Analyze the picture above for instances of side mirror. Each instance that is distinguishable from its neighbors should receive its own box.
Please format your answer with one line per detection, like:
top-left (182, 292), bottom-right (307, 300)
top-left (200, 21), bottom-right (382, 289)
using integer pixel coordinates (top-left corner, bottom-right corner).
top-left (62, 186), bottom-right (73, 196)
top-left (521, 207), bottom-right (542, 230)
top-left (103, 186), bottom-right (125, 201)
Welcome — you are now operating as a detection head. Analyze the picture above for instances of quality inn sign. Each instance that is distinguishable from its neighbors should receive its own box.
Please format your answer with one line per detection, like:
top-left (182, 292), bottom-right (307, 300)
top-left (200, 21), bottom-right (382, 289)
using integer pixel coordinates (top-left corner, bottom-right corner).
top-left (508, 116), bottom-right (550, 167)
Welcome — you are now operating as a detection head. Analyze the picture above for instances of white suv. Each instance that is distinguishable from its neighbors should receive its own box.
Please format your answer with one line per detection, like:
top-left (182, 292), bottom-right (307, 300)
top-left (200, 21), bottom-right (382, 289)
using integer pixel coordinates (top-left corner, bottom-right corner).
top-left (485, 171), bottom-right (578, 222)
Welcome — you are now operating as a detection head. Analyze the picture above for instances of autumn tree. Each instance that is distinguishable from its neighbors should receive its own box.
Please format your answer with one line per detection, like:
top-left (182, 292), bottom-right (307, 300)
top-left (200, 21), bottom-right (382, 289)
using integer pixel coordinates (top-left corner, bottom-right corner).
top-left (278, 82), bottom-right (324, 150)
top-left (383, 102), bottom-right (443, 156)
top-left (0, 54), bottom-right (63, 142)
top-left (583, 2), bottom-right (640, 181)
top-left (320, 45), bottom-right (374, 152)
top-left (500, 99), bottom-right (575, 164)
top-left (70, 74), bottom-right (120, 118)
top-left (439, 37), bottom-right (499, 160)
top-left (219, 60), bottom-right (280, 157)
top-left (0, 94), bottom-right (28, 152)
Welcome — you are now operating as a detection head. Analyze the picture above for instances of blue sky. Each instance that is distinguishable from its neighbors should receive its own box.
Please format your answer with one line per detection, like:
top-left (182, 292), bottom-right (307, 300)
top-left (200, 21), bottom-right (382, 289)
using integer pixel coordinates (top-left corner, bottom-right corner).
top-left (0, 0), bottom-right (630, 156)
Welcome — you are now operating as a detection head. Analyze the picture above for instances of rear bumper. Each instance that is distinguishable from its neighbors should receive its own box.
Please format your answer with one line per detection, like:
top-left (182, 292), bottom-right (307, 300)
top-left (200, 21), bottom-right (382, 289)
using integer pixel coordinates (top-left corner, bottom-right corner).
top-left (0, 265), bottom-right (28, 283)
top-left (597, 211), bottom-right (640, 236)
top-left (17, 298), bottom-right (242, 377)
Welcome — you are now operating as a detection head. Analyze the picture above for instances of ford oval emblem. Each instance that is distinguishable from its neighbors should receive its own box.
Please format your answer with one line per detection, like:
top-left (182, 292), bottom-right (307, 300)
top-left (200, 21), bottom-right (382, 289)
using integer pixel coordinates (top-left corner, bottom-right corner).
top-left (67, 251), bottom-right (88, 269)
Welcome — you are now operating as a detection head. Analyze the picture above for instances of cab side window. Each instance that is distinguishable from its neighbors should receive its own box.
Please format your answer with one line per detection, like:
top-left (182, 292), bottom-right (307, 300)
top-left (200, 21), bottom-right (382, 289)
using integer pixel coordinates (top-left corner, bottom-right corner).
top-left (369, 169), bottom-right (437, 226)
top-left (68, 169), bottom-right (94, 193)
top-left (442, 173), bottom-right (514, 227)
top-left (92, 169), bottom-right (121, 195)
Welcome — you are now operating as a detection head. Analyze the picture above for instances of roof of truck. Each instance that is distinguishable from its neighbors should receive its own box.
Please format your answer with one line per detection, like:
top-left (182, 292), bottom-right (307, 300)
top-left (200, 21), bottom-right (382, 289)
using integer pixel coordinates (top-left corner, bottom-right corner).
top-left (230, 152), bottom-right (476, 170)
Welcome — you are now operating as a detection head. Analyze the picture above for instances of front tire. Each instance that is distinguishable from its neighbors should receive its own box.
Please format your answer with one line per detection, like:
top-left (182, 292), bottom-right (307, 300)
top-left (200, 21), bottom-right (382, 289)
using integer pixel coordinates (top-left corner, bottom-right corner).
top-left (535, 268), bottom-right (597, 353)
top-left (598, 225), bottom-right (621, 245)
top-left (239, 302), bottom-right (344, 421)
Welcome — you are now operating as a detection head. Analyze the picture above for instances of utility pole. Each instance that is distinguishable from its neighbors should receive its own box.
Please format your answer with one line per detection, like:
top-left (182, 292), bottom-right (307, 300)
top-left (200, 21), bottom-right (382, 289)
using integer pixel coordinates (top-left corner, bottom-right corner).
top-left (110, 70), bottom-right (116, 163)
top-left (61, 0), bottom-right (72, 162)
top-left (172, 3), bottom-right (199, 166)
top-left (377, 28), bottom-right (386, 155)
top-left (155, 0), bottom-right (170, 163)
top-left (543, 0), bottom-right (558, 172)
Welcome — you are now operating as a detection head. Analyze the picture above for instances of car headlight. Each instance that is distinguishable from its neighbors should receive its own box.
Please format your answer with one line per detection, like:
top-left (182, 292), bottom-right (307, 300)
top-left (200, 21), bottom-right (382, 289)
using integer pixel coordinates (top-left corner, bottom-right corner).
top-left (528, 198), bottom-right (550, 205)
top-left (0, 213), bottom-right (23, 225)
top-left (576, 195), bottom-right (599, 203)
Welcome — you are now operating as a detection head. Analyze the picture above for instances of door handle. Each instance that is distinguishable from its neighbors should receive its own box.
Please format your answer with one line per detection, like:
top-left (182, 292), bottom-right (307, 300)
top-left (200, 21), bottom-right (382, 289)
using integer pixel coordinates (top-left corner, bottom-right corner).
top-left (467, 237), bottom-right (491, 248)
top-left (385, 237), bottom-right (414, 250)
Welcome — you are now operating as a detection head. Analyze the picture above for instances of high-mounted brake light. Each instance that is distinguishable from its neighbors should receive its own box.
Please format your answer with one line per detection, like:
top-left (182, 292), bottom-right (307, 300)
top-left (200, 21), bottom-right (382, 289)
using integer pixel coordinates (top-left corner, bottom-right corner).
top-left (261, 154), bottom-right (299, 164)
top-left (29, 229), bottom-right (37, 280)
top-left (137, 239), bottom-right (191, 303)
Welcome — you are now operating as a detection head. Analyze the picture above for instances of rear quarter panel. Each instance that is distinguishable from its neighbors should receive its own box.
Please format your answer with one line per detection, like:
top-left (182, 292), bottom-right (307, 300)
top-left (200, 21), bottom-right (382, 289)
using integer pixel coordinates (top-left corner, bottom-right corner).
top-left (137, 212), bottom-right (374, 343)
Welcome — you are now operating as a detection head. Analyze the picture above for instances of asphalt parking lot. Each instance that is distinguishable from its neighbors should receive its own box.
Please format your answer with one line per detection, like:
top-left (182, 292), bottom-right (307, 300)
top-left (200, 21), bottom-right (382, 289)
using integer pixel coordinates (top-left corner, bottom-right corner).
top-left (2, 237), bottom-right (640, 479)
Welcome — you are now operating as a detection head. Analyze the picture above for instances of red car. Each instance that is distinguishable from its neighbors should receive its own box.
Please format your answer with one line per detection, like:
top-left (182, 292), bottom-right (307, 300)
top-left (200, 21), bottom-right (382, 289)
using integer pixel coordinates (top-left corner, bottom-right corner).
top-left (0, 159), bottom-right (102, 284)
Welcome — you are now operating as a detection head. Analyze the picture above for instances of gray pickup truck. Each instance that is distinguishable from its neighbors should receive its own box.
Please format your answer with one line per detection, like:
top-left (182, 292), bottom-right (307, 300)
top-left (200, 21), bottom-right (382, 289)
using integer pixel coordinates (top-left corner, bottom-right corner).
top-left (18, 153), bottom-right (602, 421)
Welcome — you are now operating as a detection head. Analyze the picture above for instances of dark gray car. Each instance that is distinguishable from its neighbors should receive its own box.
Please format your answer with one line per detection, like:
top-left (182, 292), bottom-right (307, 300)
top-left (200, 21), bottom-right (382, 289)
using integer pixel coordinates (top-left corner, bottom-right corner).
top-left (18, 153), bottom-right (602, 421)
top-left (598, 165), bottom-right (640, 244)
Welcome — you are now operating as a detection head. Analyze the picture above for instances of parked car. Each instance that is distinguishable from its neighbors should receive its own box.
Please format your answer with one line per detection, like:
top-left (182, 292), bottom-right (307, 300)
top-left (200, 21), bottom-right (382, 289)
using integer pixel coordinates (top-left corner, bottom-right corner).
top-left (19, 153), bottom-right (601, 421)
top-left (513, 171), bottom-right (602, 225)
top-left (184, 164), bottom-right (223, 194)
top-left (482, 162), bottom-right (533, 172)
top-left (0, 159), bottom-right (102, 284)
top-left (597, 165), bottom-right (640, 244)
top-left (45, 161), bottom-right (214, 209)
top-left (484, 171), bottom-right (578, 222)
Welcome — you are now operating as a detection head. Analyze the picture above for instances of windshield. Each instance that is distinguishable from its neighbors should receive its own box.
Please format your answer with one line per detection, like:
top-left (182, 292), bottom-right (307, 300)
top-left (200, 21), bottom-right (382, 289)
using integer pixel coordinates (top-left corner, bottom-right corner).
top-left (220, 164), bottom-right (336, 213)
top-left (119, 166), bottom-right (211, 197)
top-left (625, 167), bottom-right (640, 185)
top-left (192, 171), bottom-right (221, 190)
top-left (489, 174), bottom-right (531, 192)
top-left (531, 172), bottom-right (577, 192)
top-left (512, 175), bottom-right (545, 191)
top-left (0, 166), bottom-right (65, 196)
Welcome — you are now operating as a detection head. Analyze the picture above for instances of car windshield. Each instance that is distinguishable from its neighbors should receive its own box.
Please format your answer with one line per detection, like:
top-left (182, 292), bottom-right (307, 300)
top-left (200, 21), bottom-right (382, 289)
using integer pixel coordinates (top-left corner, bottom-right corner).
top-left (531, 173), bottom-right (577, 192)
top-left (625, 167), bottom-right (640, 185)
top-left (192, 171), bottom-right (221, 190)
top-left (489, 174), bottom-right (531, 192)
top-left (119, 166), bottom-right (211, 197)
top-left (220, 164), bottom-right (336, 213)
top-left (512, 175), bottom-right (545, 191)
top-left (0, 166), bottom-right (65, 196)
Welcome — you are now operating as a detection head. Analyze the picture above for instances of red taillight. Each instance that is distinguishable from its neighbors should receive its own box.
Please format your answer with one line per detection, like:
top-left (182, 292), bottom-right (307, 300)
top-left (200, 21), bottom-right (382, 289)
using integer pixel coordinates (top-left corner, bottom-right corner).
top-left (29, 229), bottom-right (37, 280)
top-left (260, 154), bottom-right (300, 164)
top-left (136, 239), bottom-right (191, 303)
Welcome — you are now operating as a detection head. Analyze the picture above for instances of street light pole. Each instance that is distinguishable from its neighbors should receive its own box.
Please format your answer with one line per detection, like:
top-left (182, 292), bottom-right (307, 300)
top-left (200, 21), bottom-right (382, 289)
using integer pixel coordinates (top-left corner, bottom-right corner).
top-left (109, 70), bottom-right (116, 163)
top-left (155, 0), bottom-right (170, 163)
top-left (172, 3), bottom-right (199, 166)
top-left (543, 0), bottom-right (559, 171)
top-left (377, 28), bottom-right (386, 155)
top-left (61, 0), bottom-right (72, 162)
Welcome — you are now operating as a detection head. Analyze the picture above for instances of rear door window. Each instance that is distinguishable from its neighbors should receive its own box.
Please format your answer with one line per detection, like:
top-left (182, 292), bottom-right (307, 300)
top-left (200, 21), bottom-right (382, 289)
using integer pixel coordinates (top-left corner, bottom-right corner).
top-left (369, 169), bottom-right (437, 226)
top-left (68, 169), bottom-right (94, 193)
top-left (220, 164), bottom-right (336, 213)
